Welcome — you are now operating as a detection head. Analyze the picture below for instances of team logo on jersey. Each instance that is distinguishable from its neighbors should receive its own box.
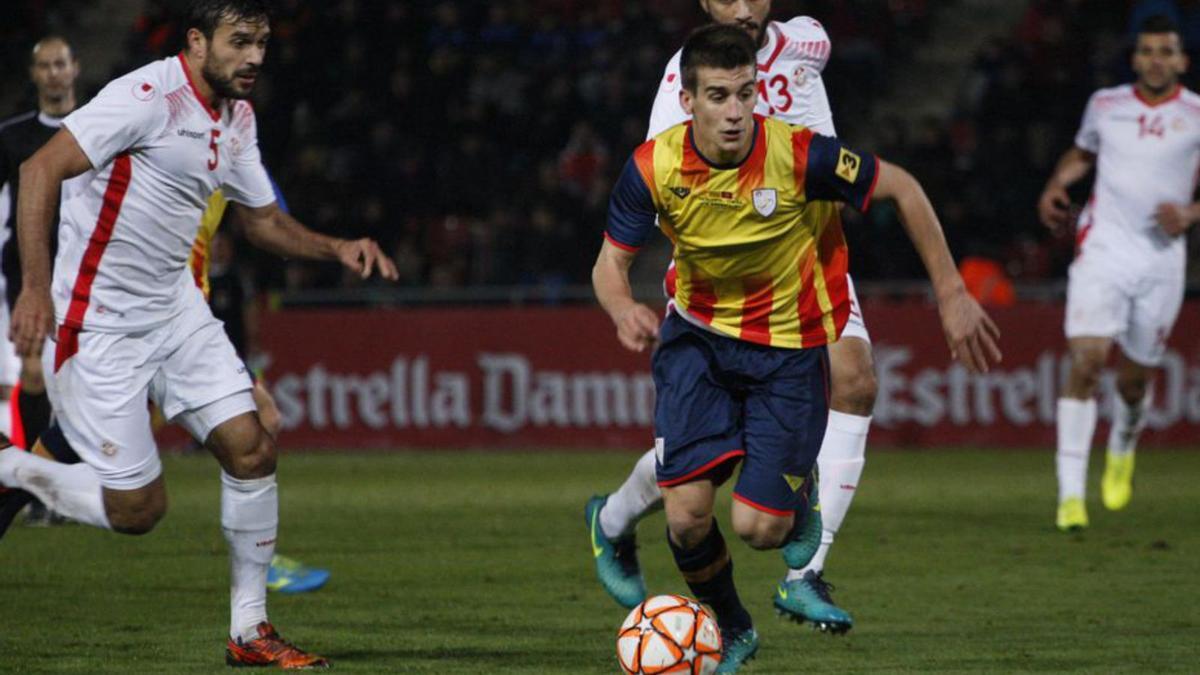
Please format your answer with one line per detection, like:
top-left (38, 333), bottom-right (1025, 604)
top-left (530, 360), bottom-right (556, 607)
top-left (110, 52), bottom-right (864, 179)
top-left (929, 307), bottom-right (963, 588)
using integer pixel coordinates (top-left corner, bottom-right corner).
top-left (752, 188), bottom-right (778, 216)
top-left (100, 441), bottom-right (118, 457)
top-left (792, 66), bottom-right (808, 88)
top-left (669, 186), bottom-right (691, 199)
top-left (131, 81), bottom-right (155, 102)
top-left (836, 148), bottom-right (861, 184)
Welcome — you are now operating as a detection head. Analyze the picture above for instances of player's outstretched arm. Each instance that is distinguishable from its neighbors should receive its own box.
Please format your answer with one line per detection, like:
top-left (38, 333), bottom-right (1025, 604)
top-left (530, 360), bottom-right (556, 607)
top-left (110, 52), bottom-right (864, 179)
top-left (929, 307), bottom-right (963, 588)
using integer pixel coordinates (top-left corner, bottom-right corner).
top-left (592, 239), bottom-right (660, 353)
top-left (10, 128), bottom-right (93, 356)
top-left (232, 202), bottom-right (399, 281)
top-left (872, 160), bottom-right (1002, 373)
top-left (1037, 146), bottom-right (1095, 233)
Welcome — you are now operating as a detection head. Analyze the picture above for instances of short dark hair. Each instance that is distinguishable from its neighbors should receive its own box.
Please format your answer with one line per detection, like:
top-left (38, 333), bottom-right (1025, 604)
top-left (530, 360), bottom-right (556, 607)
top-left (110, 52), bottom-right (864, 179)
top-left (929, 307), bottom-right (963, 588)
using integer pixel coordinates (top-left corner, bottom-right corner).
top-left (186, 0), bottom-right (272, 39)
top-left (680, 24), bottom-right (757, 92)
top-left (1138, 14), bottom-right (1182, 41)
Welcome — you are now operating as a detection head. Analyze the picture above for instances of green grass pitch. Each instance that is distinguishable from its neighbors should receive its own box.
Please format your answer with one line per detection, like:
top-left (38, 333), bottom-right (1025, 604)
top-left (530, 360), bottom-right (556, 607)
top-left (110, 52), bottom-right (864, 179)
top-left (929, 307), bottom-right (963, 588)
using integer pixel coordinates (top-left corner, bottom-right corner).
top-left (2, 449), bottom-right (1198, 673)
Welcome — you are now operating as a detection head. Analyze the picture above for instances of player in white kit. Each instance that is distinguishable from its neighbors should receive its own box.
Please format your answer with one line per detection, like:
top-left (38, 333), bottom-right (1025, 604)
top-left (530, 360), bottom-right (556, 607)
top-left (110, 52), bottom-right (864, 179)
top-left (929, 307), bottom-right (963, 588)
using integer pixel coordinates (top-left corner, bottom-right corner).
top-left (1038, 15), bottom-right (1199, 531)
top-left (0, 1), bottom-right (397, 668)
top-left (586, 0), bottom-right (875, 633)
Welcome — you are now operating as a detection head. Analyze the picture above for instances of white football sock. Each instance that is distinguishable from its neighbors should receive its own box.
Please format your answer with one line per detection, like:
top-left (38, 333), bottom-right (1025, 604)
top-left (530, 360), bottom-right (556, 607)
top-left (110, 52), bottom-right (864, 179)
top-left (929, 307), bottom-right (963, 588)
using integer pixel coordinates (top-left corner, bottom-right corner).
top-left (0, 447), bottom-right (109, 528)
top-left (1107, 391), bottom-right (1150, 457)
top-left (600, 448), bottom-right (663, 540)
top-left (0, 399), bottom-right (12, 438)
top-left (797, 411), bottom-right (870, 576)
top-left (1056, 398), bottom-right (1097, 502)
top-left (222, 471), bottom-right (278, 643)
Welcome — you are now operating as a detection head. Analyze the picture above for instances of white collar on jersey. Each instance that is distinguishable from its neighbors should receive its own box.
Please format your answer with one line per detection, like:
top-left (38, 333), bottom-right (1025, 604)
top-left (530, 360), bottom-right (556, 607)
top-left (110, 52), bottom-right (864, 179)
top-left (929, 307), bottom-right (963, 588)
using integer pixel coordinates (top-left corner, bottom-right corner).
top-left (37, 111), bottom-right (66, 128)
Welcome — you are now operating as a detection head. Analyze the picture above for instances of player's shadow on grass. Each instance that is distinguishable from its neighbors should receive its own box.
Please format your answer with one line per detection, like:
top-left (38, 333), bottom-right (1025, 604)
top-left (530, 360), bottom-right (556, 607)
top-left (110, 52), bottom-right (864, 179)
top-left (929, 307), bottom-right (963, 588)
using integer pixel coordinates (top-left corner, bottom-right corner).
top-left (323, 646), bottom-right (586, 669)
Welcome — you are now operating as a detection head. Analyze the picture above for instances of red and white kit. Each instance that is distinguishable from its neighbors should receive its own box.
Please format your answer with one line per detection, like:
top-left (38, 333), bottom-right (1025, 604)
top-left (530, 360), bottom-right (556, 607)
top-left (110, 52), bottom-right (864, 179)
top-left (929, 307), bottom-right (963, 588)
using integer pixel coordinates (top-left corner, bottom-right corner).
top-left (647, 16), bottom-right (869, 343)
top-left (1067, 84), bottom-right (1200, 365)
top-left (47, 53), bottom-right (275, 488)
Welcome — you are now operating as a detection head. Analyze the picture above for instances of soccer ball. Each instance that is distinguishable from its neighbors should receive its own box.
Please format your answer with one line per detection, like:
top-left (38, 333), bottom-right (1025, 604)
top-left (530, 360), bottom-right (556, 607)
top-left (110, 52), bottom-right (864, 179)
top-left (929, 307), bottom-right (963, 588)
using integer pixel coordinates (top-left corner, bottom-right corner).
top-left (615, 594), bottom-right (722, 674)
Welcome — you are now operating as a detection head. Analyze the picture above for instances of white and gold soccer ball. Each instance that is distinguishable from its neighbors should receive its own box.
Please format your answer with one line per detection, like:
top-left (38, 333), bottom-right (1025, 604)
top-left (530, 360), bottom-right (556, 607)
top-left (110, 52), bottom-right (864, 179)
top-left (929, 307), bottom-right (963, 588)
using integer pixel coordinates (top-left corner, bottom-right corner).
top-left (615, 594), bottom-right (722, 674)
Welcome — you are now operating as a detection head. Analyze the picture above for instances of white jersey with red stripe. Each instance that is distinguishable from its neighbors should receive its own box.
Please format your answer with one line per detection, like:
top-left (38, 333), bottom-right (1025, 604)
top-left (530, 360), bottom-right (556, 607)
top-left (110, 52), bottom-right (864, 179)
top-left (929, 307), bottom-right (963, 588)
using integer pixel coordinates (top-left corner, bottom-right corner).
top-left (1073, 84), bottom-right (1200, 280)
top-left (55, 53), bottom-right (274, 333)
top-left (647, 16), bottom-right (835, 139)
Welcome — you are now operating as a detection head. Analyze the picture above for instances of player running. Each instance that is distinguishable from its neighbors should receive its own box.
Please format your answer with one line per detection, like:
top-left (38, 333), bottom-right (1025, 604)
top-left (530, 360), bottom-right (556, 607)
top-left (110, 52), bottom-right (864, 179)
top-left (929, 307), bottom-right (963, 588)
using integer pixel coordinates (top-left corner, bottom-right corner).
top-left (0, 37), bottom-right (84, 526)
top-left (19, 181), bottom-right (333, 594)
top-left (587, 0), bottom-right (876, 633)
top-left (1038, 15), bottom-right (1200, 531)
top-left (595, 25), bottom-right (1000, 671)
top-left (0, 0), bottom-right (396, 668)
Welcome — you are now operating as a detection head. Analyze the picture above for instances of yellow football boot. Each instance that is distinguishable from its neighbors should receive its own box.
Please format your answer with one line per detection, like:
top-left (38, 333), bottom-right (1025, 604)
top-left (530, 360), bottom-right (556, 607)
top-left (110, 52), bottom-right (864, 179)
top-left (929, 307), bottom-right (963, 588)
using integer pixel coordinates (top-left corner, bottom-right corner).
top-left (1056, 497), bottom-right (1089, 532)
top-left (1101, 451), bottom-right (1135, 511)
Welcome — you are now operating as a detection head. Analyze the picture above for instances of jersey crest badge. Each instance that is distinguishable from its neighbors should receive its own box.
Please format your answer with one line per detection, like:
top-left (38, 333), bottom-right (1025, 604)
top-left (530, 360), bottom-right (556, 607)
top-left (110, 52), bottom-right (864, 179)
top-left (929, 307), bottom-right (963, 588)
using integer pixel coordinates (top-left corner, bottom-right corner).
top-left (752, 188), bottom-right (778, 216)
top-left (669, 186), bottom-right (691, 199)
top-left (836, 148), bottom-right (861, 183)
top-left (131, 81), bottom-right (155, 102)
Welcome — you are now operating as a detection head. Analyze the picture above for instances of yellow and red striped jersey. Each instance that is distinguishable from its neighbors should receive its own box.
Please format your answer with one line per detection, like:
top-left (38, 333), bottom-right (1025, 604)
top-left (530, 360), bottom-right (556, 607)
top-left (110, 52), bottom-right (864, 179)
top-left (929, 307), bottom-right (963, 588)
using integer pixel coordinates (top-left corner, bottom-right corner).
top-left (189, 188), bottom-right (228, 300)
top-left (606, 116), bottom-right (878, 349)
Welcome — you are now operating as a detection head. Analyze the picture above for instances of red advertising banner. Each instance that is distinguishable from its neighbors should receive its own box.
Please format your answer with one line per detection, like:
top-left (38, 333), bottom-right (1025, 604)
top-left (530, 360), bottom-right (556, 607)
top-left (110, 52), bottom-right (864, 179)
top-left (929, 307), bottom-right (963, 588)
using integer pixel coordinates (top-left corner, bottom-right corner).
top-left (260, 302), bottom-right (1200, 448)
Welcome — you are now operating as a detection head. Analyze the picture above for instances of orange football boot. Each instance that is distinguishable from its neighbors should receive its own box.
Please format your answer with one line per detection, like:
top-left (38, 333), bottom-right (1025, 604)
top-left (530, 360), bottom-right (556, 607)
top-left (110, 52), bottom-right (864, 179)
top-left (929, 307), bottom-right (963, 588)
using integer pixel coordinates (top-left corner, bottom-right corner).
top-left (225, 622), bottom-right (329, 669)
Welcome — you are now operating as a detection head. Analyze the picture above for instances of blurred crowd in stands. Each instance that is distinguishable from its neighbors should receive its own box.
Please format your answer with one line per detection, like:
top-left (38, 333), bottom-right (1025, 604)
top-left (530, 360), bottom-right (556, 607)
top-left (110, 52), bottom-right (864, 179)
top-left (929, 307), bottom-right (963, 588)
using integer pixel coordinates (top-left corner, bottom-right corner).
top-left (4, 0), bottom-right (1200, 300)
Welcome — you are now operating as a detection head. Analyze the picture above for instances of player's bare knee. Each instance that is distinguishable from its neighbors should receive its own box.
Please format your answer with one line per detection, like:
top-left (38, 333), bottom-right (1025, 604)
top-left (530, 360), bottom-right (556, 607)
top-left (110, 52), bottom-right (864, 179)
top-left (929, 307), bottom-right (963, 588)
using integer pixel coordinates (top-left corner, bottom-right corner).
top-left (830, 364), bottom-right (877, 415)
top-left (733, 515), bottom-right (789, 550)
top-left (104, 487), bottom-right (167, 535)
top-left (1116, 376), bottom-right (1148, 405)
top-left (227, 432), bottom-right (277, 479)
top-left (1067, 349), bottom-right (1106, 395)
top-left (665, 510), bottom-right (713, 550)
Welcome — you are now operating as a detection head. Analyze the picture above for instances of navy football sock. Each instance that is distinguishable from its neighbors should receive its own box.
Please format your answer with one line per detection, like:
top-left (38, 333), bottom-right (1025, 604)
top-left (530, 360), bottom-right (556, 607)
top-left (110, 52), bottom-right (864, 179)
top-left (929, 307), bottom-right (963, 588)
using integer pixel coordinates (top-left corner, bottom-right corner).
top-left (668, 519), bottom-right (753, 635)
top-left (17, 388), bottom-right (52, 447)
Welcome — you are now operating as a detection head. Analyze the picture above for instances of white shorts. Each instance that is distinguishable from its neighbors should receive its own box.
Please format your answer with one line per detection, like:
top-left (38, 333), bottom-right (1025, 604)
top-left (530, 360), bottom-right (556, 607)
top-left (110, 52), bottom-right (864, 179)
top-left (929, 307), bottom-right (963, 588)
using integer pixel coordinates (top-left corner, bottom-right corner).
top-left (1065, 259), bottom-right (1184, 367)
top-left (42, 290), bottom-right (255, 490)
top-left (840, 275), bottom-right (871, 344)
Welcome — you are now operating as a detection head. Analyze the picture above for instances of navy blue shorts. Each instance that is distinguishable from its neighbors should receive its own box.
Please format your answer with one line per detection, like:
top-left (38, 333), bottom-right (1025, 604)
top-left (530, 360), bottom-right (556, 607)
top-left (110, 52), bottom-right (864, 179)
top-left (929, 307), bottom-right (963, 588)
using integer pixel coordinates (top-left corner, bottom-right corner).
top-left (652, 312), bottom-right (829, 516)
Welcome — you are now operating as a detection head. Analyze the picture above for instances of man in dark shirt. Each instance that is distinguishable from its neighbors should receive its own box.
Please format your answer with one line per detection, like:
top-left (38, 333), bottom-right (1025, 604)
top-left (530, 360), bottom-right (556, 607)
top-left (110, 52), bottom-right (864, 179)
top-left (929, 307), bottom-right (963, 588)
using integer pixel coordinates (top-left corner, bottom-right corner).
top-left (0, 36), bottom-right (80, 523)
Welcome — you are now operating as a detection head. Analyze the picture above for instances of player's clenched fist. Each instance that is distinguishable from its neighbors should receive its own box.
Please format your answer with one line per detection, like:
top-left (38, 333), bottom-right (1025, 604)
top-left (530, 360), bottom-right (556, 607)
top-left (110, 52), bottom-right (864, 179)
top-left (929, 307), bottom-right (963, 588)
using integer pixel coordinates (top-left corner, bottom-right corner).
top-left (9, 288), bottom-right (55, 358)
top-left (936, 287), bottom-right (1002, 374)
top-left (1154, 202), bottom-right (1199, 237)
top-left (1037, 184), bottom-right (1074, 233)
top-left (334, 238), bottom-right (400, 281)
top-left (613, 303), bottom-right (661, 353)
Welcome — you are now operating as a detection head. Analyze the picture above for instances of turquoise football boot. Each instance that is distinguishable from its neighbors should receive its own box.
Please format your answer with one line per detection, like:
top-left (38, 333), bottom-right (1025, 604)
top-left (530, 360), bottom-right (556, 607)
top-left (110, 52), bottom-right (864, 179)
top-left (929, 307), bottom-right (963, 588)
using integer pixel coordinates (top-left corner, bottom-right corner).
top-left (715, 627), bottom-right (759, 673)
top-left (774, 570), bottom-right (853, 634)
top-left (781, 476), bottom-right (821, 570)
top-left (584, 495), bottom-right (646, 609)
